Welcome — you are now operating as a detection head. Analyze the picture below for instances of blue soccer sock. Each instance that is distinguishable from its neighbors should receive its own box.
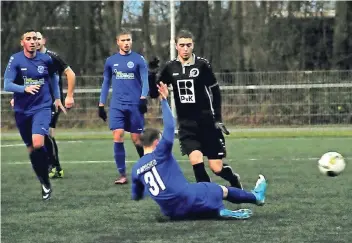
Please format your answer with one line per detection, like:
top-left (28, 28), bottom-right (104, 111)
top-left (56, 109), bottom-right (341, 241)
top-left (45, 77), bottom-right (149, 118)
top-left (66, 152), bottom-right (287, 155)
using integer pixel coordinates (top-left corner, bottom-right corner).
top-left (114, 142), bottom-right (126, 176)
top-left (225, 186), bottom-right (257, 204)
top-left (29, 146), bottom-right (50, 187)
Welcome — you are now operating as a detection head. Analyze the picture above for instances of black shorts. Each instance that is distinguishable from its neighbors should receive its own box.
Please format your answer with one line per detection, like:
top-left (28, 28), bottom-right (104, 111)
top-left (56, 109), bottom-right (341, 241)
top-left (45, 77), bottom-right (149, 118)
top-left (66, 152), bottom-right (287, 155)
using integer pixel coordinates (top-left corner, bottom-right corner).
top-left (178, 116), bottom-right (226, 160)
top-left (49, 107), bottom-right (61, 128)
top-left (49, 93), bottom-right (64, 129)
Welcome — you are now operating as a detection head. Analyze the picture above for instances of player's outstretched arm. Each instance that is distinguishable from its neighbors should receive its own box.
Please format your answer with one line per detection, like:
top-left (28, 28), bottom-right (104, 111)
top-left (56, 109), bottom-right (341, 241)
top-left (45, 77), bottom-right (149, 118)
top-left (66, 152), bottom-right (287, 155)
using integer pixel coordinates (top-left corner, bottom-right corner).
top-left (158, 82), bottom-right (174, 143)
top-left (153, 83), bottom-right (175, 160)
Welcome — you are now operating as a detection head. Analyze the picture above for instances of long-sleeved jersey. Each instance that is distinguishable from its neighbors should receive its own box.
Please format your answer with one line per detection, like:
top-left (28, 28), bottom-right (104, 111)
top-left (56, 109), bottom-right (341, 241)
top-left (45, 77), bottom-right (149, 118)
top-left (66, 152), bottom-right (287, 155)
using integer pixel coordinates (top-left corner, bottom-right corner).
top-left (158, 54), bottom-right (222, 121)
top-left (3, 51), bottom-right (59, 114)
top-left (99, 51), bottom-right (149, 107)
top-left (131, 99), bottom-right (201, 217)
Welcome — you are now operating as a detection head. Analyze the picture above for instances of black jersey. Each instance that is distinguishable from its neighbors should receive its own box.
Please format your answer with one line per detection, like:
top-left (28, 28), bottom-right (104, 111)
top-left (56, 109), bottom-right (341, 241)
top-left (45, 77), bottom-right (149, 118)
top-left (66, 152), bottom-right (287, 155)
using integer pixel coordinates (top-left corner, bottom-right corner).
top-left (158, 54), bottom-right (221, 120)
top-left (45, 49), bottom-right (69, 98)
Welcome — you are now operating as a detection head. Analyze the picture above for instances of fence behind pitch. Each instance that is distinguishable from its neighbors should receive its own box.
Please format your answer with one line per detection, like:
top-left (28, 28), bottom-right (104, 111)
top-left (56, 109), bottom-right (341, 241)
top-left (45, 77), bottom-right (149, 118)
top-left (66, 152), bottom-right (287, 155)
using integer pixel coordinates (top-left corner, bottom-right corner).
top-left (1, 70), bottom-right (351, 129)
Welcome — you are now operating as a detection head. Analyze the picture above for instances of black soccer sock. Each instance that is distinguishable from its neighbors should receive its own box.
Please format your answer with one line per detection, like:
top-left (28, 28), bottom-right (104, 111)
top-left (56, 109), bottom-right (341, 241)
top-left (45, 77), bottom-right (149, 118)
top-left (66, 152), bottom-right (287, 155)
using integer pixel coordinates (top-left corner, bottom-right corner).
top-left (51, 137), bottom-right (62, 171)
top-left (215, 165), bottom-right (243, 189)
top-left (192, 163), bottom-right (211, 182)
top-left (30, 147), bottom-right (51, 187)
top-left (44, 135), bottom-right (55, 171)
top-left (135, 144), bottom-right (144, 158)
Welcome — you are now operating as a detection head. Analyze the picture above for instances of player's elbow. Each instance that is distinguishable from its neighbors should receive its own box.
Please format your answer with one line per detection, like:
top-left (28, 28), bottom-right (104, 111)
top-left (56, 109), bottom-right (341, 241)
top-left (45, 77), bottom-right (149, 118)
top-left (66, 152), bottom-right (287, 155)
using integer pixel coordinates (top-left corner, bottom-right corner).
top-left (66, 68), bottom-right (76, 80)
top-left (3, 82), bottom-right (9, 92)
top-left (3, 79), bottom-right (12, 92)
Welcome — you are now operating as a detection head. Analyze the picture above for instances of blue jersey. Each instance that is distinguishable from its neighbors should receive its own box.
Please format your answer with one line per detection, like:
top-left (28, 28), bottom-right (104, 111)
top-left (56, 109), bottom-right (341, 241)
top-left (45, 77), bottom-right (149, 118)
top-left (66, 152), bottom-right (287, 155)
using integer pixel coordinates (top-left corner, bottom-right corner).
top-left (131, 99), bottom-right (199, 217)
top-left (3, 51), bottom-right (59, 114)
top-left (99, 51), bottom-right (149, 107)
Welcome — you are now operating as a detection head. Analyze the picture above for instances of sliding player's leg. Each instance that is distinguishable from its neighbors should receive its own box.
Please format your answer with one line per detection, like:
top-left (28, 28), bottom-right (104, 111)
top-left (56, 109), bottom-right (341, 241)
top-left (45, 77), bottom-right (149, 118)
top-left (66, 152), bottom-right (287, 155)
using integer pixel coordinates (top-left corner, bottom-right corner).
top-left (183, 182), bottom-right (250, 220)
top-left (221, 174), bottom-right (267, 206)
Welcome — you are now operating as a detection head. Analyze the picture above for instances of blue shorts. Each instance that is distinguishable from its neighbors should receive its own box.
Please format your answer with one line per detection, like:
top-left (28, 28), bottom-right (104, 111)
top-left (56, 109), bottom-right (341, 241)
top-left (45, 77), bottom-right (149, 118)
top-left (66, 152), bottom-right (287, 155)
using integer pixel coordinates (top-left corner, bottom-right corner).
top-left (15, 108), bottom-right (51, 147)
top-left (109, 104), bottom-right (144, 133)
top-left (170, 182), bottom-right (224, 218)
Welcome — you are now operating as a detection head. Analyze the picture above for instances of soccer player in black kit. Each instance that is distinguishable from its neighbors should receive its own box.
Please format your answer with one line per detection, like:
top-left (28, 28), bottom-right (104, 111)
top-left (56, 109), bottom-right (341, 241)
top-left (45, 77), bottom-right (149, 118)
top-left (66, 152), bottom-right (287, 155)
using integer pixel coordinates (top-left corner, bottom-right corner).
top-left (150, 30), bottom-right (243, 189)
top-left (37, 31), bottom-right (76, 178)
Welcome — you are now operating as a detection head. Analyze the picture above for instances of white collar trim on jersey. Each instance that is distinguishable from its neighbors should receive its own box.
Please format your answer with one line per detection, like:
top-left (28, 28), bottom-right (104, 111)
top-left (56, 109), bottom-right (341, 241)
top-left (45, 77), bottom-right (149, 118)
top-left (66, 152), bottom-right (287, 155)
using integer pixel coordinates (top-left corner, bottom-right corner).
top-left (176, 53), bottom-right (195, 66)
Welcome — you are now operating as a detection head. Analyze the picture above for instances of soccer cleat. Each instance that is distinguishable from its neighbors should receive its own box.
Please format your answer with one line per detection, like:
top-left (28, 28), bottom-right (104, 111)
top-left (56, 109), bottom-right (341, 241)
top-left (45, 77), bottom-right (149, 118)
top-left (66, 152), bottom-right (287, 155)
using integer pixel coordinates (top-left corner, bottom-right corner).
top-left (219, 208), bottom-right (253, 219)
top-left (251, 174), bottom-right (267, 206)
top-left (41, 184), bottom-right (52, 200)
top-left (114, 176), bottom-right (128, 185)
top-left (232, 172), bottom-right (243, 190)
top-left (223, 163), bottom-right (243, 189)
top-left (49, 168), bottom-right (64, 179)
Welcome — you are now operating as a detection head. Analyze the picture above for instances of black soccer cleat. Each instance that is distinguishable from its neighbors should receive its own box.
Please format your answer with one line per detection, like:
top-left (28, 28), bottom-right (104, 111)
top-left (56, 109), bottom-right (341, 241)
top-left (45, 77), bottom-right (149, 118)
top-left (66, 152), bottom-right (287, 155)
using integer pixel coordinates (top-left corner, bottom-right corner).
top-left (223, 163), bottom-right (243, 189)
top-left (41, 184), bottom-right (52, 200)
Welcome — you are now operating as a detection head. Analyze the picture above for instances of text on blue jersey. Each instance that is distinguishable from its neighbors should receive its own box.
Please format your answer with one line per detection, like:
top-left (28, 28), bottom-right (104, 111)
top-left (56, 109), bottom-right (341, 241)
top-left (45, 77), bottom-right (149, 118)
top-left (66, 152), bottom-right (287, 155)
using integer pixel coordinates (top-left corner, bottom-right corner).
top-left (99, 52), bottom-right (149, 106)
top-left (3, 51), bottom-right (60, 114)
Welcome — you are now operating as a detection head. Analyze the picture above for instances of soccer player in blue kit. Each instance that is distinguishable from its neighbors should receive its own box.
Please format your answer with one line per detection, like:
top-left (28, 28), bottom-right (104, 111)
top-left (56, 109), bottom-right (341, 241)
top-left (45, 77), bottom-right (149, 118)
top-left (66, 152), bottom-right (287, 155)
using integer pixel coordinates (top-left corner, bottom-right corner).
top-left (98, 29), bottom-right (149, 184)
top-left (3, 30), bottom-right (66, 200)
top-left (131, 82), bottom-right (268, 219)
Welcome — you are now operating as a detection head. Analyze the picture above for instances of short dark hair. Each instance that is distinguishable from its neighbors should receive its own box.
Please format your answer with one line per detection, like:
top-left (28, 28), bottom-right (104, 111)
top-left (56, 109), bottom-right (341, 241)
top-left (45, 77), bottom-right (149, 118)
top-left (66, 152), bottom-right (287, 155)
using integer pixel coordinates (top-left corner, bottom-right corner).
top-left (175, 29), bottom-right (194, 43)
top-left (140, 128), bottom-right (161, 147)
top-left (21, 29), bottom-right (36, 40)
top-left (36, 31), bottom-right (45, 38)
top-left (116, 28), bottom-right (132, 39)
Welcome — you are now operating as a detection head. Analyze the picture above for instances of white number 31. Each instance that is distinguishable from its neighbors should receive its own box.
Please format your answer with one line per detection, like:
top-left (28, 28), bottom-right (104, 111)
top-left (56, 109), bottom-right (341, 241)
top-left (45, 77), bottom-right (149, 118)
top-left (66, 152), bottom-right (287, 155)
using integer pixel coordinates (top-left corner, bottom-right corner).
top-left (144, 167), bottom-right (166, 196)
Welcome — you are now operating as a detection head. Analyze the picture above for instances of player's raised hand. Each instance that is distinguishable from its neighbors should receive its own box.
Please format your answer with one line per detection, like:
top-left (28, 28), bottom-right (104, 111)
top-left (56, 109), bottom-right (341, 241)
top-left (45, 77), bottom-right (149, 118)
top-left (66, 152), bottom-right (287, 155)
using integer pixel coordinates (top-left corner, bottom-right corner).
top-left (98, 105), bottom-right (107, 122)
top-left (215, 122), bottom-right (230, 135)
top-left (24, 85), bottom-right (41, 95)
top-left (10, 98), bottom-right (14, 108)
top-left (65, 95), bottom-right (74, 109)
top-left (157, 82), bottom-right (169, 100)
top-left (54, 99), bottom-right (67, 115)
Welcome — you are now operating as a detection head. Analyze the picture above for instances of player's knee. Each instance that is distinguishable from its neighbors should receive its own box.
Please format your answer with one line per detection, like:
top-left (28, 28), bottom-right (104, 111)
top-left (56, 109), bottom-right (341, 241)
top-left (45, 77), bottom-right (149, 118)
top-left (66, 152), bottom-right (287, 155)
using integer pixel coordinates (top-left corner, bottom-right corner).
top-left (32, 135), bottom-right (45, 149)
top-left (189, 150), bottom-right (203, 165)
top-left (113, 129), bottom-right (124, 142)
top-left (209, 159), bottom-right (223, 173)
top-left (219, 185), bottom-right (228, 199)
top-left (130, 133), bottom-right (141, 145)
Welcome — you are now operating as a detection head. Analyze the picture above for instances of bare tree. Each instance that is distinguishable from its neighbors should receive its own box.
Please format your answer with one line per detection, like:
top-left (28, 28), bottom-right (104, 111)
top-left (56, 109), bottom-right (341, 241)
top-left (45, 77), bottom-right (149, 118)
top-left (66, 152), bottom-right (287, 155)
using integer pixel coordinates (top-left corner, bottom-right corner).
top-left (333, 1), bottom-right (352, 69)
top-left (231, 1), bottom-right (245, 71)
top-left (142, 1), bottom-right (155, 60)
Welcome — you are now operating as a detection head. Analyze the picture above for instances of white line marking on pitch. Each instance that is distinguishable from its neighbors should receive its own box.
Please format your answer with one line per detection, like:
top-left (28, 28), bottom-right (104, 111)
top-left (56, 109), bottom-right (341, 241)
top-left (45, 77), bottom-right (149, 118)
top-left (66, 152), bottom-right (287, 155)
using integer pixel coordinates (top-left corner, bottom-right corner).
top-left (5, 157), bottom-right (350, 165)
top-left (1, 140), bottom-right (83, 148)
